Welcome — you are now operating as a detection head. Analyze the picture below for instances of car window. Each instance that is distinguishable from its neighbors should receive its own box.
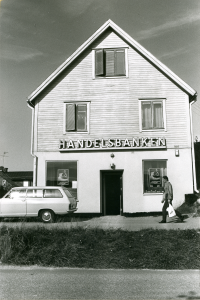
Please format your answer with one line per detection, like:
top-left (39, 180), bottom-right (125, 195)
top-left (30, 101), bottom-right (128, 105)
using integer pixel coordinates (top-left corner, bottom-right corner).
top-left (27, 189), bottom-right (43, 198)
top-left (10, 189), bottom-right (26, 199)
top-left (62, 188), bottom-right (76, 206)
top-left (62, 188), bottom-right (73, 198)
top-left (43, 189), bottom-right (63, 198)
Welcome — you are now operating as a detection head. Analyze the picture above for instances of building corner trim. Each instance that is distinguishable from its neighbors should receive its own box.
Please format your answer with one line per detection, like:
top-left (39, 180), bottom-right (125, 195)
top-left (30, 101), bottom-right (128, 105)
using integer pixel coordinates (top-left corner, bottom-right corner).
top-left (190, 98), bottom-right (198, 193)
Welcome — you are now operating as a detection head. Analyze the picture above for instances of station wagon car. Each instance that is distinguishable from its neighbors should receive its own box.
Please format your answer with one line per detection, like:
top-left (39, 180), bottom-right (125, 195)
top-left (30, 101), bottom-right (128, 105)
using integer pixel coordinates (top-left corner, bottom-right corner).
top-left (0, 186), bottom-right (77, 223)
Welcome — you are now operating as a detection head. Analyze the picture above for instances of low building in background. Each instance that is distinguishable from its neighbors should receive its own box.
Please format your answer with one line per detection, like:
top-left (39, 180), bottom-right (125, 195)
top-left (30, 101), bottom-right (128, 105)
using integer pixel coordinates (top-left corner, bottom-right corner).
top-left (0, 167), bottom-right (18, 198)
top-left (0, 168), bottom-right (33, 198)
top-left (7, 171), bottom-right (33, 187)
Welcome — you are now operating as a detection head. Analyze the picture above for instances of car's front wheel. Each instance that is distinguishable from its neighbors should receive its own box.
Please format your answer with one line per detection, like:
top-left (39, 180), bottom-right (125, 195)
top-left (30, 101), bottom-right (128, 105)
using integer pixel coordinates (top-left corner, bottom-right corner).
top-left (40, 210), bottom-right (55, 223)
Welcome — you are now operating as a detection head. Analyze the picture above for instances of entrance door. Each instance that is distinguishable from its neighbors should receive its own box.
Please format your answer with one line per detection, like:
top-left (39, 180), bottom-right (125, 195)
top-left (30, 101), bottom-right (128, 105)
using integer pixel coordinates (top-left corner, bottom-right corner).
top-left (102, 171), bottom-right (123, 215)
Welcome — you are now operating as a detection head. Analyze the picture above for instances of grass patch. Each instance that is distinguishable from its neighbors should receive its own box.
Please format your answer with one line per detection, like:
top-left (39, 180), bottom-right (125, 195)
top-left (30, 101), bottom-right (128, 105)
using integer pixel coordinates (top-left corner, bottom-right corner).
top-left (0, 226), bottom-right (199, 269)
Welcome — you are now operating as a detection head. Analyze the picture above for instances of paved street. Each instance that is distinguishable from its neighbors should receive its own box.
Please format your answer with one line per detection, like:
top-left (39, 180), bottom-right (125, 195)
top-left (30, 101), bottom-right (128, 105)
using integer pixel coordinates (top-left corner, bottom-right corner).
top-left (0, 266), bottom-right (200, 300)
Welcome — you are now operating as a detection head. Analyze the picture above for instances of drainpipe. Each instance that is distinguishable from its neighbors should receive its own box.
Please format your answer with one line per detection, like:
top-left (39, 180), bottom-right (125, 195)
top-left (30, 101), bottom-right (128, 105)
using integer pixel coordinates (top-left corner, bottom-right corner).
top-left (189, 94), bottom-right (198, 193)
top-left (27, 99), bottom-right (37, 187)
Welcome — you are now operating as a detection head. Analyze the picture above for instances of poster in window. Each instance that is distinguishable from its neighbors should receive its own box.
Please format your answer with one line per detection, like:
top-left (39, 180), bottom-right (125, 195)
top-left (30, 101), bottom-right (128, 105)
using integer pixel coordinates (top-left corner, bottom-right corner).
top-left (149, 168), bottom-right (162, 187)
top-left (57, 169), bottom-right (69, 186)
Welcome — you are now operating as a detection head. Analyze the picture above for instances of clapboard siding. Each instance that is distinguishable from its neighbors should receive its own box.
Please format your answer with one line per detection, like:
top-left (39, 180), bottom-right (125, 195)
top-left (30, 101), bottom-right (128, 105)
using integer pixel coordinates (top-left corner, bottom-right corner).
top-left (36, 30), bottom-right (191, 151)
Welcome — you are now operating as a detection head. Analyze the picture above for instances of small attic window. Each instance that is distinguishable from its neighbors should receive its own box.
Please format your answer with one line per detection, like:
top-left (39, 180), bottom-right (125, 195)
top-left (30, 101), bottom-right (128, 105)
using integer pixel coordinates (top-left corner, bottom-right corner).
top-left (94, 48), bottom-right (128, 78)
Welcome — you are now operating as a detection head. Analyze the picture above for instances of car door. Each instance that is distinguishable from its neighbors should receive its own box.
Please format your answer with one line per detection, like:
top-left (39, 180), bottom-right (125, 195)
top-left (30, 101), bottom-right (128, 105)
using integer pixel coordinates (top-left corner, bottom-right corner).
top-left (0, 189), bottom-right (27, 217)
top-left (26, 189), bottom-right (44, 216)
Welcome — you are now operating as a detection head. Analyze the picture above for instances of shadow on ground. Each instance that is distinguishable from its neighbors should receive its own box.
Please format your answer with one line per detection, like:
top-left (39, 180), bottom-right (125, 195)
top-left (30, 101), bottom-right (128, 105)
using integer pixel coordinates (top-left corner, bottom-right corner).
top-left (178, 290), bottom-right (200, 299)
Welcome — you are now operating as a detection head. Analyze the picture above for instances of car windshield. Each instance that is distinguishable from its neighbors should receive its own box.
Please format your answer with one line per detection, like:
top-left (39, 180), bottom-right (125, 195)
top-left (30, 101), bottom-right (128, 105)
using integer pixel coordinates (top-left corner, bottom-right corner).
top-left (5, 191), bottom-right (11, 198)
top-left (4, 189), bottom-right (26, 199)
top-left (11, 190), bottom-right (26, 198)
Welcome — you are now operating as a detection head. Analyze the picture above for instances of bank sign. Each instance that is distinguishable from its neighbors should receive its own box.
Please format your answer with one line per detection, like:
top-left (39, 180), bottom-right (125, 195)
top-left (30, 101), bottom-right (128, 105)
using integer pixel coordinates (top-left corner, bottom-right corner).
top-left (59, 137), bottom-right (166, 151)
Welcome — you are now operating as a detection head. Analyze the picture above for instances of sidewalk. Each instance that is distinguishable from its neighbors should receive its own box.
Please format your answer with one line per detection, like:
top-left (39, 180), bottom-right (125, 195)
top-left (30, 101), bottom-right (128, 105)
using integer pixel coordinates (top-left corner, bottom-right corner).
top-left (1, 214), bottom-right (199, 231)
top-left (81, 214), bottom-right (200, 231)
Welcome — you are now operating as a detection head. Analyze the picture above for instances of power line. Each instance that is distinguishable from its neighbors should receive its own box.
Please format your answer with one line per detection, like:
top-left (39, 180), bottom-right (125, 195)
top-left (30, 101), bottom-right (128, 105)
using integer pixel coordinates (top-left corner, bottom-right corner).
top-left (192, 106), bottom-right (200, 112)
top-left (193, 109), bottom-right (200, 115)
top-left (192, 110), bottom-right (200, 116)
top-left (193, 106), bottom-right (200, 111)
top-left (193, 109), bottom-right (200, 114)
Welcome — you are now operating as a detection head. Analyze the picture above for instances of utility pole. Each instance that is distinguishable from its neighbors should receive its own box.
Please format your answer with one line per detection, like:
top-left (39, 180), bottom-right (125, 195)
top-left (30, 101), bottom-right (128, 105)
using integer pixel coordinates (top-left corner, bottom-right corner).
top-left (0, 152), bottom-right (8, 166)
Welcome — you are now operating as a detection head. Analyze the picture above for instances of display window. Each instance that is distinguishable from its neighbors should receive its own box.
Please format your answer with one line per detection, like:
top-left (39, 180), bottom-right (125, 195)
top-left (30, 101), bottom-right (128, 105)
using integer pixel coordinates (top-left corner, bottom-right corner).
top-left (46, 161), bottom-right (77, 198)
top-left (143, 160), bottom-right (167, 193)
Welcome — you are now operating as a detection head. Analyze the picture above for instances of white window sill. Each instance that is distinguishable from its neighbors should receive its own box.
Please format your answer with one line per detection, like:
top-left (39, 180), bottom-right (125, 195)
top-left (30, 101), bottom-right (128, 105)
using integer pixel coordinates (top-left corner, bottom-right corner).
top-left (143, 193), bottom-right (164, 196)
top-left (63, 132), bottom-right (89, 134)
top-left (93, 76), bottom-right (128, 79)
top-left (141, 129), bottom-right (166, 132)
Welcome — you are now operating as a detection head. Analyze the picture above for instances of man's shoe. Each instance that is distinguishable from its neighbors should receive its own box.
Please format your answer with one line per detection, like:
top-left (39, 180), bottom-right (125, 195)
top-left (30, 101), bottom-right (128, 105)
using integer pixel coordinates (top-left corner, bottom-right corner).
top-left (159, 220), bottom-right (166, 223)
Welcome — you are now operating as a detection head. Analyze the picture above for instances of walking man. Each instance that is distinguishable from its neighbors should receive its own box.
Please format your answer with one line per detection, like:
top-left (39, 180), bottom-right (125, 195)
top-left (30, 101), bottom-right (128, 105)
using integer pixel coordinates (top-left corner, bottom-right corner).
top-left (159, 176), bottom-right (184, 223)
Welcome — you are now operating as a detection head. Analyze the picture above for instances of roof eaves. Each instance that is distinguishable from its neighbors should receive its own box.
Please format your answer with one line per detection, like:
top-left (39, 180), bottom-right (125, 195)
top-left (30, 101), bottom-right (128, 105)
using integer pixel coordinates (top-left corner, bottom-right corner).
top-left (109, 21), bottom-right (197, 96)
top-left (28, 20), bottom-right (112, 103)
top-left (28, 19), bottom-right (196, 104)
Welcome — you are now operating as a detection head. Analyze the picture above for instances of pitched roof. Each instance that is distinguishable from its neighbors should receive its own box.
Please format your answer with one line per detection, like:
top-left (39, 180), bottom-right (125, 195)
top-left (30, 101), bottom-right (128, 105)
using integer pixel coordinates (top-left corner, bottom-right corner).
top-left (27, 19), bottom-right (197, 105)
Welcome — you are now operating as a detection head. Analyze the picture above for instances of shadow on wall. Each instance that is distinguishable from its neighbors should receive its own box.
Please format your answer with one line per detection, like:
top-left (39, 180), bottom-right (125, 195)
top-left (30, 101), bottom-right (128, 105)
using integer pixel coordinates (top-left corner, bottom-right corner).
top-left (182, 141), bottom-right (200, 208)
top-left (194, 141), bottom-right (200, 191)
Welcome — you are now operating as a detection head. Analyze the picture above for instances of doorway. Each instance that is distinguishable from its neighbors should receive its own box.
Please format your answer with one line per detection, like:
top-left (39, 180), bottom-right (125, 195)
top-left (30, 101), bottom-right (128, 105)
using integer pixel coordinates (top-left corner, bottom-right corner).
top-left (101, 171), bottom-right (123, 215)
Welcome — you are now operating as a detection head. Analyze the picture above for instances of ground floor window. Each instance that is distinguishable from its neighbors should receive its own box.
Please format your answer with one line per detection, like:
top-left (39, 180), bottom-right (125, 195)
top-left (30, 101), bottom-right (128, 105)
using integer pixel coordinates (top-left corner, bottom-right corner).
top-left (46, 161), bottom-right (77, 198)
top-left (143, 160), bottom-right (167, 193)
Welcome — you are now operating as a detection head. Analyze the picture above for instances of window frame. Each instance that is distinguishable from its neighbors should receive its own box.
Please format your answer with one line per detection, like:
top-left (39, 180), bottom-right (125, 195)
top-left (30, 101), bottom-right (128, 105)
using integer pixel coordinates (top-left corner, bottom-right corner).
top-left (63, 102), bottom-right (90, 134)
top-left (142, 159), bottom-right (167, 195)
top-left (43, 189), bottom-right (63, 198)
top-left (45, 160), bottom-right (78, 190)
top-left (92, 48), bottom-right (129, 79)
top-left (26, 189), bottom-right (43, 198)
top-left (139, 98), bottom-right (166, 132)
top-left (45, 160), bottom-right (78, 203)
top-left (10, 189), bottom-right (27, 199)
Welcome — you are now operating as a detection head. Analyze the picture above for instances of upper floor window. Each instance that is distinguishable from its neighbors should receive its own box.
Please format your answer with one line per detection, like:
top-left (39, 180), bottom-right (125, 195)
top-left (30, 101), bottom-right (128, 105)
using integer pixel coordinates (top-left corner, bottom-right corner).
top-left (64, 103), bottom-right (89, 133)
top-left (94, 48), bottom-right (127, 78)
top-left (139, 99), bottom-right (166, 131)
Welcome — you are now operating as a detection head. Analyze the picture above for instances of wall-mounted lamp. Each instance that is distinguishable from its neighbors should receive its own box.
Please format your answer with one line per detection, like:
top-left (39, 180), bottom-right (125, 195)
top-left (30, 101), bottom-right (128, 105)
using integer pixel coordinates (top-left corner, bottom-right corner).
top-left (175, 149), bottom-right (179, 157)
top-left (110, 162), bottom-right (115, 169)
top-left (110, 153), bottom-right (115, 169)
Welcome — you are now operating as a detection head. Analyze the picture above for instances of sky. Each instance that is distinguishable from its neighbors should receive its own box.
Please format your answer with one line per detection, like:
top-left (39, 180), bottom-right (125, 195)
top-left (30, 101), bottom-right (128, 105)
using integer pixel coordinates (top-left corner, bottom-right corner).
top-left (0, 0), bottom-right (200, 171)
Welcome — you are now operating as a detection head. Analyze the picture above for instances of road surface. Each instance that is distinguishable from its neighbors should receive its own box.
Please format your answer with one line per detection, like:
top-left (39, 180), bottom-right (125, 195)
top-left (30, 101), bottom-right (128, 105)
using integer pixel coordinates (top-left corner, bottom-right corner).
top-left (0, 266), bottom-right (200, 299)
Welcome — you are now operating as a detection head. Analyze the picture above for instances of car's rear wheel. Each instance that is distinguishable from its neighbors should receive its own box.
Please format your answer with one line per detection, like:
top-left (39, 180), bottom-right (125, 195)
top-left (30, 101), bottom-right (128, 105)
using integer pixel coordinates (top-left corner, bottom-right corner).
top-left (40, 210), bottom-right (55, 223)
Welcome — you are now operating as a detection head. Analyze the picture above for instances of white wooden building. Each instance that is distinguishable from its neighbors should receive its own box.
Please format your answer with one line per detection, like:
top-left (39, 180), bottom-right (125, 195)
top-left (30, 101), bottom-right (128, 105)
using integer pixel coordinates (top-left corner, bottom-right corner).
top-left (27, 20), bottom-right (197, 215)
